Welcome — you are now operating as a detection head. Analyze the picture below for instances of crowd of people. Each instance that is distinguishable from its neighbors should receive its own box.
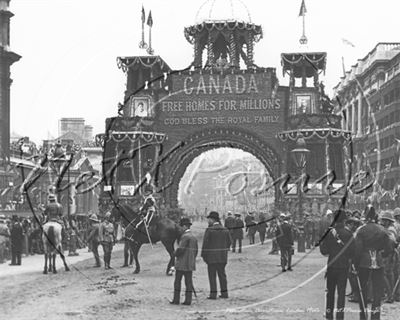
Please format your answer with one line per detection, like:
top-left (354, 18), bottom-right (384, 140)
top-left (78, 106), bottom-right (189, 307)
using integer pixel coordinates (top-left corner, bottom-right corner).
top-left (0, 211), bottom-right (91, 265)
top-left (319, 206), bottom-right (400, 320)
top-left (2, 194), bottom-right (400, 320)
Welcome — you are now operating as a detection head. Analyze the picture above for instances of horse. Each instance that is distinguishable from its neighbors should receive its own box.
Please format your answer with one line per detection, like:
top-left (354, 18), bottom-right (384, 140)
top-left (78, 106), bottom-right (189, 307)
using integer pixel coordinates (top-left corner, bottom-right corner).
top-left (111, 204), bottom-right (183, 275)
top-left (42, 221), bottom-right (70, 274)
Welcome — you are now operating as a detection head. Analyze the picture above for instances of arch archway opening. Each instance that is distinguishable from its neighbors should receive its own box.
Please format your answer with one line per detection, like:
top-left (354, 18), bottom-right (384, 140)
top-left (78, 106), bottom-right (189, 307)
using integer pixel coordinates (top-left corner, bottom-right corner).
top-left (177, 147), bottom-right (275, 219)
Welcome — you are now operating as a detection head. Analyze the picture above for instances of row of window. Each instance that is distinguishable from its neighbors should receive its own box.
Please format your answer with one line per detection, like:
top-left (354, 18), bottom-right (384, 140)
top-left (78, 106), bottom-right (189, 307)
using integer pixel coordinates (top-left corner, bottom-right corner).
top-left (376, 110), bottom-right (400, 130)
top-left (368, 133), bottom-right (400, 154)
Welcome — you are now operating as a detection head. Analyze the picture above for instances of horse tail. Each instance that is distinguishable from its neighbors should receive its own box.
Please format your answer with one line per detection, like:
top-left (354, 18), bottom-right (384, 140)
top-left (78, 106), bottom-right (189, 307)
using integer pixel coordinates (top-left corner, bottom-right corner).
top-left (47, 226), bottom-right (56, 250)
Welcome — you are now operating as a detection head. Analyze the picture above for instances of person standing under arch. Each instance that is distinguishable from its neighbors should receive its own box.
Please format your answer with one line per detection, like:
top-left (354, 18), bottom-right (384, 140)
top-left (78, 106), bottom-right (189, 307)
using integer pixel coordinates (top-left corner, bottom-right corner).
top-left (201, 211), bottom-right (231, 299)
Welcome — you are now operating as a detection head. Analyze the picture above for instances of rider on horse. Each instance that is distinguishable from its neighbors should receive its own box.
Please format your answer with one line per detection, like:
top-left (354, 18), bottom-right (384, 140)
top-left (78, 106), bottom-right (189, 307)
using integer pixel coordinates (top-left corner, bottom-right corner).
top-left (43, 194), bottom-right (65, 227)
top-left (44, 195), bottom-right (63, 222)
top-left (138, 184), bottom-right (157, 228)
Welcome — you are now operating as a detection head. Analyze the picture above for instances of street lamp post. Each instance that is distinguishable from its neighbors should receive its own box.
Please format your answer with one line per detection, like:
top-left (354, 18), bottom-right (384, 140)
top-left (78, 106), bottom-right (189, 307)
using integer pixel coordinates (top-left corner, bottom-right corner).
top-left (49, 142), bottom-right (74, 226)
top-left (291, 135), bottom-right (310, 253)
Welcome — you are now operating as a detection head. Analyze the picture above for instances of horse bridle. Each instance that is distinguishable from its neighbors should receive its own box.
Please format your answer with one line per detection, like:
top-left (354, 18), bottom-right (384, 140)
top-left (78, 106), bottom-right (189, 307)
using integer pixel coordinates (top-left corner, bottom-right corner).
top-left (119, 213), bottom-right (148, 246)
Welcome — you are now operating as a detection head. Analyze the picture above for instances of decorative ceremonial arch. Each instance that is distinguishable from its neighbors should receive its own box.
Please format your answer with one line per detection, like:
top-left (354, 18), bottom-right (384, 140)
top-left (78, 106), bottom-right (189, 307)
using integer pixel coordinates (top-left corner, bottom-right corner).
top-left (161, 127), bottom-right (282, 208)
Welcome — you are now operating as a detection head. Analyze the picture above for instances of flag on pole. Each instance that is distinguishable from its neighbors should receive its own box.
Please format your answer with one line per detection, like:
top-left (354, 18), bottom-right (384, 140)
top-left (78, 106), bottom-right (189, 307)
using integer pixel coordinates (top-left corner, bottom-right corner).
top-left (141, 5), bottom-right (146, 23)
top-left (342, 38), bottom-right (355, 47)
top-left (147, 10), bottom-right (153, 27)
top-left (298, 0), bottom-right (307, 16)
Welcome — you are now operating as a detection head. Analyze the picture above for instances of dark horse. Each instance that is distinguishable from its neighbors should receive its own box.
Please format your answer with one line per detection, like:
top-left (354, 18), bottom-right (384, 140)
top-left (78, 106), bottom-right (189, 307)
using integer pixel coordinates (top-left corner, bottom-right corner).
top-left (112, 204), bottom-right (182, 275)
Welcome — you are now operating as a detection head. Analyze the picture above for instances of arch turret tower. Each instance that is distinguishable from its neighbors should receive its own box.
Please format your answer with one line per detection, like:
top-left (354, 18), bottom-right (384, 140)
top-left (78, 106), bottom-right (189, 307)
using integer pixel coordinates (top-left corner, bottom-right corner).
top-left (184, 0), bottom-right (262, 70)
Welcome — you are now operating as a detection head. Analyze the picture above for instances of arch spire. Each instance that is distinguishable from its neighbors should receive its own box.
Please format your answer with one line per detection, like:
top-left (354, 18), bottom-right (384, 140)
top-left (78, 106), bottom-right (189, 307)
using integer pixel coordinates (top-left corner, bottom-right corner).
top-left (298, 0), bottom-right (307, 45)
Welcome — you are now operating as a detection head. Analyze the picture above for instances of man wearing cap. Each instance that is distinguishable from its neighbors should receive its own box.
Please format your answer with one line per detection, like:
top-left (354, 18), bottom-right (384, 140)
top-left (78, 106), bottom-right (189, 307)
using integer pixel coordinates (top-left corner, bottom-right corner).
top-left (320, 209), bottom-right (355, 320)
top-left (245, 212), bottom-right (257, 245)
top-left (10, 215), bottom-right (24, 266)
top-left (87, 213), bottom-right (101, 267)
top-left (276, 214), bottom-right (294, 272)
top-left (304, 213), bottom-right (313, 250)
top-left (0, 215), bottom-right (10, 263)
top-left (201, 211), bottom-right (231, 299)
top-left (224, 212), bottom-right (235, 250)
top-left (170, 218), bottom-right (198, 306)
top-left (354, 206), bottom-right (396, 320)
top-left (258, 212), bottom-right (267, 245)
top-left (232, 213), bottom-right (244, 253)
top-left (99, 212), bottom-right (115, 269)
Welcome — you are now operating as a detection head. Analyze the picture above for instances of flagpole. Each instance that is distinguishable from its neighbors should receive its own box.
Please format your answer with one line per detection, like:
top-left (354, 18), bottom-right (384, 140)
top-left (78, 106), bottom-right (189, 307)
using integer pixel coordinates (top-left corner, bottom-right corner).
top-left (299, 0), bottom-right (307, 45)
top-left (147, 26), bottom-right (154, 55)
top-left (139, 6), bottom-right (147, 49)
top-left (147, 10), bottom-right (154, 55)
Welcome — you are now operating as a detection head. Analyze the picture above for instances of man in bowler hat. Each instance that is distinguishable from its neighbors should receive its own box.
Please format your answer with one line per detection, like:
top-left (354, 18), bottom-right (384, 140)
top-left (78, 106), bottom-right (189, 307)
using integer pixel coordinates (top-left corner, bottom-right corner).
top-left (201, 211), bottom-right (231, 299)
top-left (276, 214), bottom-right (294, 272)
top-left (170, 218), bottom-right (198, 306)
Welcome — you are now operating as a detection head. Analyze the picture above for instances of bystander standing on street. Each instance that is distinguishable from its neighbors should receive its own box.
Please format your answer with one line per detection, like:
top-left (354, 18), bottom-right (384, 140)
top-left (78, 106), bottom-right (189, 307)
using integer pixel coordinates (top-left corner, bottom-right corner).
top-left (170, 217), bottom-right (198, 306)
top-left (201, 211), bottom-right (231, 299)
top-left (0, 214), bottom-right (10, 263)
top-left (87, 213), bottom-right (101, 267)
top-left (99, 212), bottom-right (115, 270)
top-left (10, 215), bottom-right (23, 266)
top-left (320, 209), bottom-right (355, 320)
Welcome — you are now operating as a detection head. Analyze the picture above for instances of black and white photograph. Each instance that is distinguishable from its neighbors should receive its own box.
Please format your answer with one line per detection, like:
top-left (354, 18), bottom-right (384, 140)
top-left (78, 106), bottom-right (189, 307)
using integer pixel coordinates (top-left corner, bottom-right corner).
top-left (1, 0), bottom-right (400, 319)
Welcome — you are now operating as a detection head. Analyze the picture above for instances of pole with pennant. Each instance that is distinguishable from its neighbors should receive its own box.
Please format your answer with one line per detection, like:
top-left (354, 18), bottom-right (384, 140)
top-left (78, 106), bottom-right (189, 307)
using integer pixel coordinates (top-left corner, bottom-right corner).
top-left (147, 10), bottom-right (154, 55)
top-left (139, 5), bottom-right (148, 49)
top-left (299, 0), bottom-right (307, 45)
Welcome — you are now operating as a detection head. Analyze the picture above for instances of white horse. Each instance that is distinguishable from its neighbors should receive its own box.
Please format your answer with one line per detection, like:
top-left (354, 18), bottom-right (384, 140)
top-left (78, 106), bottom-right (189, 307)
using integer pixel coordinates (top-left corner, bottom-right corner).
top-left (42, 222), bottom-right (70, 274)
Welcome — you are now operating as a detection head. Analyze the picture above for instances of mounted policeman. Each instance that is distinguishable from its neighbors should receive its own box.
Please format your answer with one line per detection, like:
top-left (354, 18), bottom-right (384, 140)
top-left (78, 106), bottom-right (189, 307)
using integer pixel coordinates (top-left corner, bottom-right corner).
top-left (43, 194), bottom-right (64, 226)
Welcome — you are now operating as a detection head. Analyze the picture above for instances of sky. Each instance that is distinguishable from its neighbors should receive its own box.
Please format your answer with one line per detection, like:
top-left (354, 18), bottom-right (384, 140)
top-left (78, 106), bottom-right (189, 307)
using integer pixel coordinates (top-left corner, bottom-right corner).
top-left (8, 0), bottom-right (400, 144)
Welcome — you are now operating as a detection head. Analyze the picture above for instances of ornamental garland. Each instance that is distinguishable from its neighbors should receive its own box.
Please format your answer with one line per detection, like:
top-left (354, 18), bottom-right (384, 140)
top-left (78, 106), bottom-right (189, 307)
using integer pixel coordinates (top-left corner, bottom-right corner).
top-left (184, 21), bottom-right (263, 44)
top-left (277, 129), bottom-right (352, 142)
top-left (107, 132), bottom-right (166, 144)
top-left (116, 56), bottom-right (168, 72)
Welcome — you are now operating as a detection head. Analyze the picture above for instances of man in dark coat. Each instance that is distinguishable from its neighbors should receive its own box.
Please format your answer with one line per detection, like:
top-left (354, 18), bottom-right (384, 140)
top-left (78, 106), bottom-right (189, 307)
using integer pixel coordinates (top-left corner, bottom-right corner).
top-left (201, 211), bottom-right (231, 299)
top-left (304, 213), bottom-right (314, 249)
top-left (258, 212), bottom-right (267, 244)
top-left (276, 214), bottom-right (294, 272)
top-left (232, 213), bottom-right (244, 253)
top-left (245, 212), bottom-right (257, 245)
top-left (10, 215), bottom-right (24, 266)
top-left (345, 215), bottom-right (363, 303)
top-left (224, 212), bottom-right (236, 250)
top-left (354, 206), bottom-right (396, 320)
top-left (170, 218), bottom-right (198, 306)
top-left (320, 209), bottom-right (355, 320)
